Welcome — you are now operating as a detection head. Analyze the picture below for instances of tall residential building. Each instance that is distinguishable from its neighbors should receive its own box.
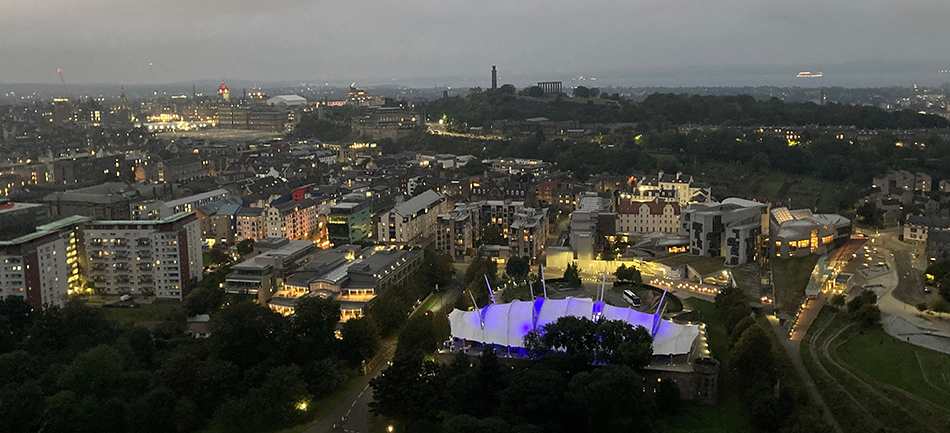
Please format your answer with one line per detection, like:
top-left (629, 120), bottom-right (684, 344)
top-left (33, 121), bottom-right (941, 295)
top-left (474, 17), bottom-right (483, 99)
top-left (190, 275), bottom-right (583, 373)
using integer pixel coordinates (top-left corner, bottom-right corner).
top-left (266, 198), bottom-right (320, 241)
top-left (509, 207), bottom-right (549, 264)
top-left (236, 207), bottom-right (267, 242)
top-left (378, 190), bottom-right (448, 247)
top-left (328, 194), bottom-right (372, 245)
top-left (84, 212), bottom-right (203, 299)
top-left (0, 216), bottom-right (87, 309)
top-left (616, 198), bottom-right (681, 234)
top-left (680, 198), bottom-right (767, 266)
top-left (437, 210), bottom-right (474, 261)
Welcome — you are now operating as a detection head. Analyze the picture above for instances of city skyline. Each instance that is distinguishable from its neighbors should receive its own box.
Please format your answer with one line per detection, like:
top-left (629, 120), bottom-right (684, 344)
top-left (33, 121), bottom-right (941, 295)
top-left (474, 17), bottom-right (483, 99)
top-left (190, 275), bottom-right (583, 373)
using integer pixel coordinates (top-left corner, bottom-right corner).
top-left (4, 0), bottom-right (950, 85)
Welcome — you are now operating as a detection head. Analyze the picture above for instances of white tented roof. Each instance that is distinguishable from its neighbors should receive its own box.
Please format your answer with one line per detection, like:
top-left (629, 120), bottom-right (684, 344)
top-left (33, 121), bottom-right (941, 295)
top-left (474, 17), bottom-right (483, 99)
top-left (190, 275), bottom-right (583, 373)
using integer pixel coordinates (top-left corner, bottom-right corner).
top-left (267, 95), bottom-right (308, 106)
top-left (448, 297), bottom-right (700, 355)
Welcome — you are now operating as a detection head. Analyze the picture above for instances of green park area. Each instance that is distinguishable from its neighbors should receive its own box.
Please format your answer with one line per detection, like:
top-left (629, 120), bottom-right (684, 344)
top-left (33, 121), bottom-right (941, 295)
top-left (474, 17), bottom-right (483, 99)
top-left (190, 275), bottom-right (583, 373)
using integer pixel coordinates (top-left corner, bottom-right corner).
top-left (801, 308), bottom-right (950, 433)
top-left (771, 255), bottom-right (819, 312)
top-left (99, 299), bottom-right (184, 326)
top-left (690, 162), bottom-right (857, 214)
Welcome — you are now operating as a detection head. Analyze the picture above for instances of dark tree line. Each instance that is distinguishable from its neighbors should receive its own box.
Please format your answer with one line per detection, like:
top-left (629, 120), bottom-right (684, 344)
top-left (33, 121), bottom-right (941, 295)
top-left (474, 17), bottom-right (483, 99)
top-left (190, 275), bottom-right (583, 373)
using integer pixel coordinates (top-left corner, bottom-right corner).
top-left (715, 287), bottom-right (831, 433)
top-left (0, 296), bottom-right (343, 433)
top-left (370, 316), bottom-right (665, 433)
top-left (426, 91), bottom-right (949, 131)
top-left (0, 250), bottom-right (456, 433)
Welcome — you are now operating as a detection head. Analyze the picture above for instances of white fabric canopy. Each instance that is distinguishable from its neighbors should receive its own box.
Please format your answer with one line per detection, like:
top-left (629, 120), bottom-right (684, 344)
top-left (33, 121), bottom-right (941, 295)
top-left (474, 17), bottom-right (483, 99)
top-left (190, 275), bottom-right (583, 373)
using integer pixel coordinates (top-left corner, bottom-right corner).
top-left (448, 297), bottom-right (700, 356)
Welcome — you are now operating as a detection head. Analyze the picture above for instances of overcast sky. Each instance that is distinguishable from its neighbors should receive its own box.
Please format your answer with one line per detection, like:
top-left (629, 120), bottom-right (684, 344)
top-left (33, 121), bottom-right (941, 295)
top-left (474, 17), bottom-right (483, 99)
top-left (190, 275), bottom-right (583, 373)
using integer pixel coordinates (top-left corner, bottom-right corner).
top-left (3, 0), bottom-right (949, 85)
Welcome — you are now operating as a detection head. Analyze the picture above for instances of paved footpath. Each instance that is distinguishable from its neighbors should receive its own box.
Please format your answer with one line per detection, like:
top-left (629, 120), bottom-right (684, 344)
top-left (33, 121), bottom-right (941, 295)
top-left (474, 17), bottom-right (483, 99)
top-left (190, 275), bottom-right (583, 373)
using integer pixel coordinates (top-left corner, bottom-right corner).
top-left (767, 314), bottom-right (844, 433)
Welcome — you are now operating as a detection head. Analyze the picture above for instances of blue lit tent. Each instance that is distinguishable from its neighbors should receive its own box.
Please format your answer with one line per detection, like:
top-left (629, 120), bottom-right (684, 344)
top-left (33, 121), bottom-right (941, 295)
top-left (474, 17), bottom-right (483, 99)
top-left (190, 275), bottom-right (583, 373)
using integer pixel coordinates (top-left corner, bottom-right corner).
top-left (447, 296), bottom-right (700, 355)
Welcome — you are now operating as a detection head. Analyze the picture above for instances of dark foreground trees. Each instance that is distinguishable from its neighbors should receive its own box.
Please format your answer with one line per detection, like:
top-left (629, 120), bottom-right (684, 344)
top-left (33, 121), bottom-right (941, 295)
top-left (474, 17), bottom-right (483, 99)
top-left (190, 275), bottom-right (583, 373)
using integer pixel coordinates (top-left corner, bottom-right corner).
top-left (370, 316), bottom-right (665, 432)
top-left (0, 296), bottom-right (348, 433)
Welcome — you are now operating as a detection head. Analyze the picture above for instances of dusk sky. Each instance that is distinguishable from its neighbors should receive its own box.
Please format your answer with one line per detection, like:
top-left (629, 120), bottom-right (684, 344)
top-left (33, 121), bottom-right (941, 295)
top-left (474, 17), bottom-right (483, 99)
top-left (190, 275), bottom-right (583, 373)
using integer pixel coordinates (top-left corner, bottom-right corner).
top-left (3, 0), bottom-right (950, 85)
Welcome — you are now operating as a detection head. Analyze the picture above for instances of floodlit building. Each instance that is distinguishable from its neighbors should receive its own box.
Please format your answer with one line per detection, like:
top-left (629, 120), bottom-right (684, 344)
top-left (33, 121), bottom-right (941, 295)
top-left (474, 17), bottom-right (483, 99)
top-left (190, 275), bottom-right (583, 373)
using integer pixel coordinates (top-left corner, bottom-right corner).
top-left (236, 207), bottom-right (267, 242)
top-left (0, 216), bottom-right (87, 308)
top-left (269, 246), bottom-right (423, 321)
top-left (377, 190), bottom-right (448, 247)
top-left (770, 207), bottom-right (851, 258)
top-left (225, 238), bottom-right (316, 303)
top-left (616, 198), bottom-right (681, 235)
top-left (680, 198), bottom-right (767, 266)
top-left (266, 198), bottom-right (320, 241)
top-left (84, 212), bottom-right (203, 300)
top-left (637, 171), bottom-right (711, 208)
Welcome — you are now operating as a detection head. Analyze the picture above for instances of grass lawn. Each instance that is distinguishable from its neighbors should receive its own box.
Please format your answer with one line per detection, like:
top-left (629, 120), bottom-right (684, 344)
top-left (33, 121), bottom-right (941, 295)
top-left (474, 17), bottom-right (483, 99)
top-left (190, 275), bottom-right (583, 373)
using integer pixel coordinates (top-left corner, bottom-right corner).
top-left (203, 252), bottom-right (213, 268)
top-left (663, 298), bottom-right (752, 432)
top-left (836, 329), bottom-right (950, 410)
top-left (655, 254), bottom-right (725, 276)
top-left (99, 299), bottom-right (183, 326)
top-left (758, 174), bottom-right (786, 198)
top-left (802, 307), bottom-right (950, 433)
top-left (771, 255), bottom-right (819, 313)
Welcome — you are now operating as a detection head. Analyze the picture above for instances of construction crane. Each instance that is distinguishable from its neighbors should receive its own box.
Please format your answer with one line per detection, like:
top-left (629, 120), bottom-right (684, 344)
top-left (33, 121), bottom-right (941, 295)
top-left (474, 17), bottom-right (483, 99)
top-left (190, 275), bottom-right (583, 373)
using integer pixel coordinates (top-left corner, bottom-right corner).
top-left (57, 68), bottom-right (68, 96)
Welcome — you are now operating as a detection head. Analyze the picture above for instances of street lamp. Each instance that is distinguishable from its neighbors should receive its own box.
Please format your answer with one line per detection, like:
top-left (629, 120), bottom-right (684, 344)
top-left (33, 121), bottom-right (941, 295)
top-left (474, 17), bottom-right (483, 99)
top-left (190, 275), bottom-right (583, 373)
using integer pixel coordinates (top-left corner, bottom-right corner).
top-left (388, 426), bottom-right (394, 433)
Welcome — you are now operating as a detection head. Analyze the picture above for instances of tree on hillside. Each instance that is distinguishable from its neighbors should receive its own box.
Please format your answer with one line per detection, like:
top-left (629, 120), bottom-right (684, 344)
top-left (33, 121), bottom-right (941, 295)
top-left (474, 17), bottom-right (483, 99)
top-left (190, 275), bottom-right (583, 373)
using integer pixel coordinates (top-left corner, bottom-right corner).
top-left (288, 297), bottom-right (340, 364)
top-left (749, 152), bottom-right (771, 172)
top-left (506, 256), bottom-right (530, 280)
top-left (573, 86), bottom-right (592, 98)
top-left (715, 286), bottom-right (751, 332)
top-left (614, 264), bottom-right (642, 285)
top-left (523, 316), bottom-right (653, 370)
top-left (369, 353), bottom-right (444, 427)
top-left (340, 317), bottom-right (381, 365)
top-left (236, 239), bottom-right (255, 256)
top-left (563, 262), bottom-right (582, 287)
top-left (526, 86), bottom-right (544, 98)
top-left (565, 365), bottom-right (653, 433)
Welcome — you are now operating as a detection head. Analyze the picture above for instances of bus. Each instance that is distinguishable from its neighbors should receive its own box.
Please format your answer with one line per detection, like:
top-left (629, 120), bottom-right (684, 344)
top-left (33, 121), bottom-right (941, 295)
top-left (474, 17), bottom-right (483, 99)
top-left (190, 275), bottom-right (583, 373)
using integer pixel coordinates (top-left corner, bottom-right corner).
top-left (623, 290), bottom-right (641, 309)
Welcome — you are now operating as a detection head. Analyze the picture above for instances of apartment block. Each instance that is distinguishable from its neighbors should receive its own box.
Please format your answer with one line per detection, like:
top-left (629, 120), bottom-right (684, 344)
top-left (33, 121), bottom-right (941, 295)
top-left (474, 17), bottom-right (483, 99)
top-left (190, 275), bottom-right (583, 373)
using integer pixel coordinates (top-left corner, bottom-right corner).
top-left (84, 212), bottom-right (202, 299)
top-left (0, 216), bottom-right (87, 309)
top-left (509, 207), bottom-right (549, 264)
top-left (378, 190), bottom-right (448, 247)
top-left (437, 210), bottom-right (474, 261)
